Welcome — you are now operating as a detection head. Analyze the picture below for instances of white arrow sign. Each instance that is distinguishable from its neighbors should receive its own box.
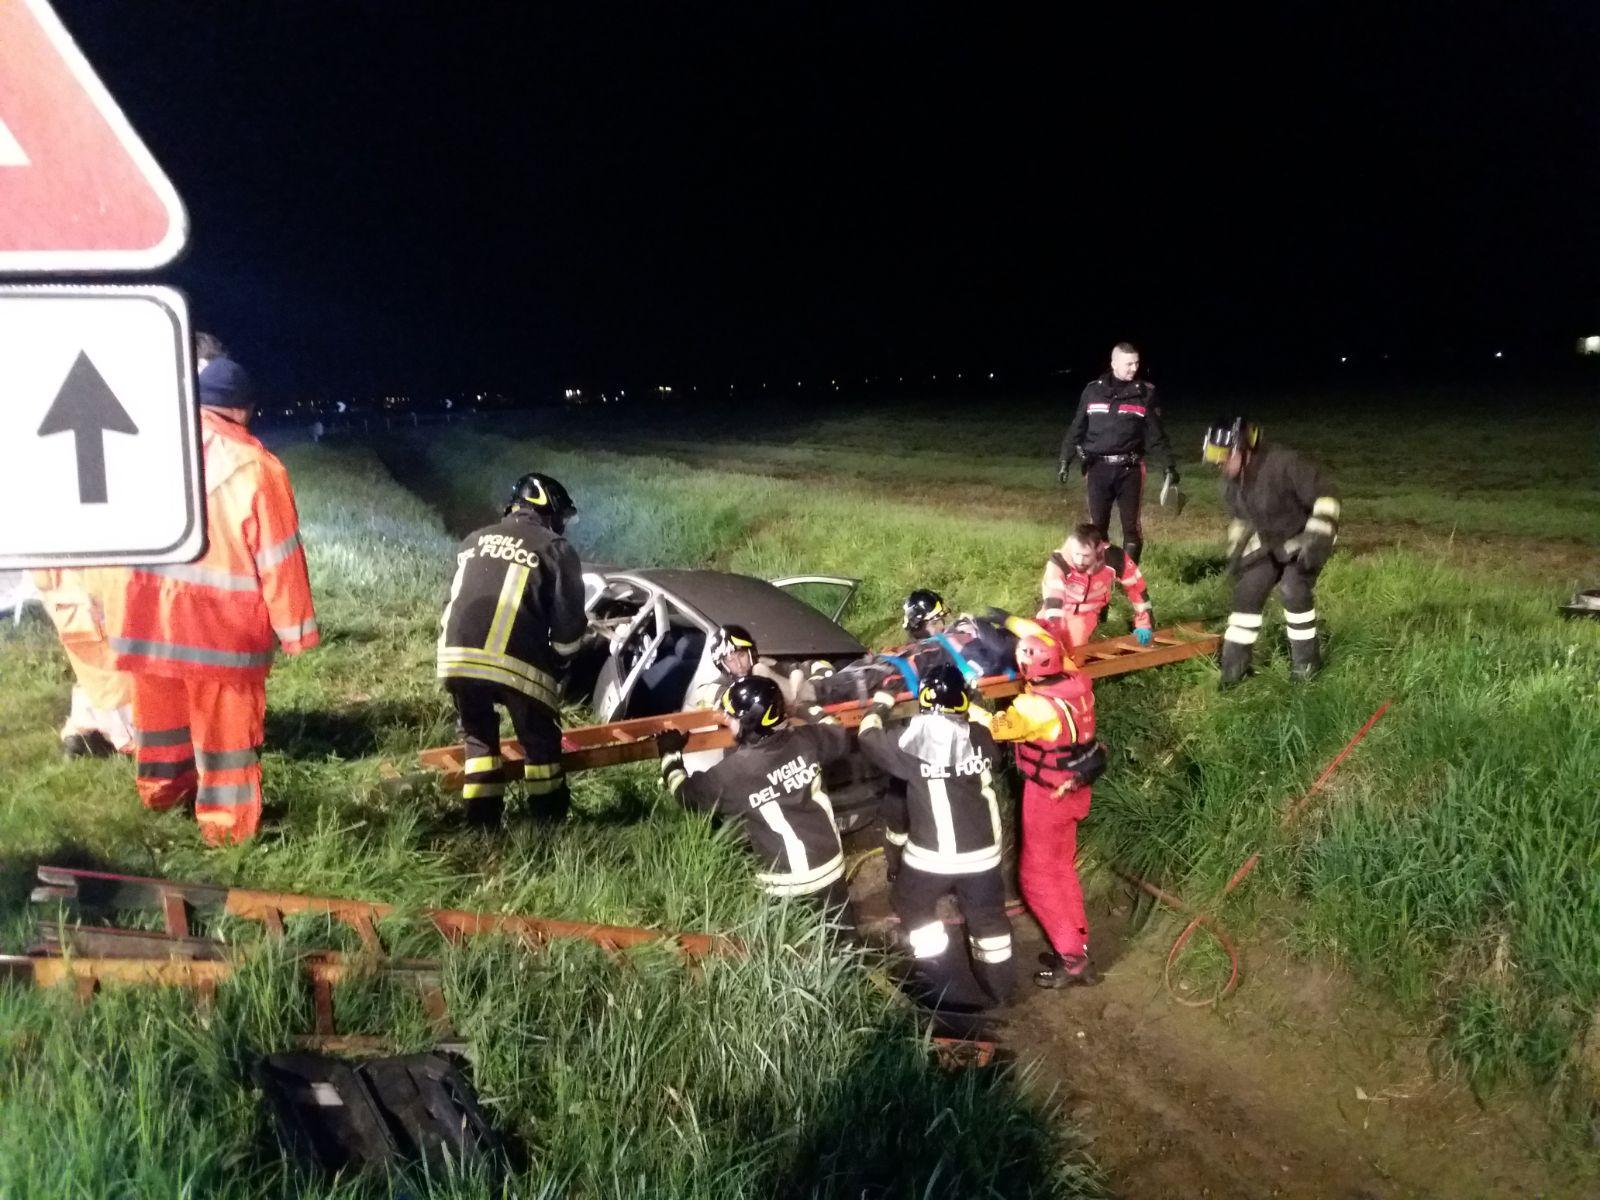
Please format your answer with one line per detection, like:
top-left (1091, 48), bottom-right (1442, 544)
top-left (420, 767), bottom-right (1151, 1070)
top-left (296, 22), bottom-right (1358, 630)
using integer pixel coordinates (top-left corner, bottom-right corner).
top-left (0, 285), bottom-right (203, 568)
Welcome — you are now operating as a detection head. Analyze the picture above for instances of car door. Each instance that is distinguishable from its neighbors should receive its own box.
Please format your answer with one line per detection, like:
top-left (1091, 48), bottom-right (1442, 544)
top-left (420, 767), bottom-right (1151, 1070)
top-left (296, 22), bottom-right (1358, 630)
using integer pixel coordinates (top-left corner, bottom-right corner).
top-left (768, 575), bottom-right (860, 624)
top-left (592, 591), bottom-right (668, 722)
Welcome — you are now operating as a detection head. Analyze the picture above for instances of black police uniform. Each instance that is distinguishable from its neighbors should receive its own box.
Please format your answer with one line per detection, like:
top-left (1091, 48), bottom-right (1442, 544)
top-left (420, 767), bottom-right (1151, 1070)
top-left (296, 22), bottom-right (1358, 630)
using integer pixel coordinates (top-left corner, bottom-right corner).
top-left (1061, 373), bottom-right (1176, 563)
top-left (437, 512), bottom-right (586, 821)
top-left (1220, 441), bottom-right (1340, 681)
top-left (660, 723), bottom-right (853, 922)
top-left (856, 702), bottom-right (1015, 1007)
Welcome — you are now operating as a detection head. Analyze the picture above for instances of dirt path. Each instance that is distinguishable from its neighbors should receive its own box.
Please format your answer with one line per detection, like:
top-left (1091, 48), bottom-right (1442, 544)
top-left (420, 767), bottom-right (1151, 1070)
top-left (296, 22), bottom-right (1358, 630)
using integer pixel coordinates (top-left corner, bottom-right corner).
top-left (849, 857), bottom-right (1595, 1199)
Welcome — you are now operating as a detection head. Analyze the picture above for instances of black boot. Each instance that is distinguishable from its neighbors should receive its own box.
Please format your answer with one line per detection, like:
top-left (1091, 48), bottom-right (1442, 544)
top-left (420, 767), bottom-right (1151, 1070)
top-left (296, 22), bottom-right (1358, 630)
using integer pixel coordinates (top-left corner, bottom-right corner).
top-left (1219, 639), bottom-right (1253, 688)
top-left (1034, 950), bottom-right (1099, 989)
top-left (1289, 634), bottom-right (1323, 681)
top-left (61, 731), bottom-right (117, 759)
top-left (1124, 538), bottom-right (1142, 565)
top-left (463, 794), bottom-right (505, 827)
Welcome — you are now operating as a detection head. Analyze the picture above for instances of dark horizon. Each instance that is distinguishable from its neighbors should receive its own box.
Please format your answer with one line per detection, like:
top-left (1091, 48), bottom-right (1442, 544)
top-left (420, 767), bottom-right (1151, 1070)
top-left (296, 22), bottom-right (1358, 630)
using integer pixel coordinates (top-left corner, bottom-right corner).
top-left (50, 2), bottom-right (1600, 399)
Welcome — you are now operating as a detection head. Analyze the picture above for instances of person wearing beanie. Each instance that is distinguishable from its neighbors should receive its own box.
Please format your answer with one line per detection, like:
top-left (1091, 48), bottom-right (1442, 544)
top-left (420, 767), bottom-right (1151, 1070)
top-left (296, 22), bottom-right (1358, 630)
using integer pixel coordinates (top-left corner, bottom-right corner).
top-left (101, 332), bottom-right (319, 845)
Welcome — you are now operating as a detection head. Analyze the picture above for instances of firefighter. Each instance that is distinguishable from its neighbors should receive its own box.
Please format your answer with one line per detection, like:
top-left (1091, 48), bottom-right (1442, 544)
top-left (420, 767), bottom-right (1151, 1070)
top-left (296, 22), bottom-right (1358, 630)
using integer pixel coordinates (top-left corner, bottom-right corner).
top-left (437, 472), bottom-right (587, 825)
top-left (1058, 342), bottom-right (1178, 564)
top-left (1038, 523), bottom-right (1155, 648)
top-left (1203, 417), bottom-right (1341, 684)
top-left (857, 663), bottom-right (1015, 1008)
top-left (29, 567), bottom-right (134, 757)
top-left (686, 624), bottom-right (810, 711)
top-left (974, 621), bottom-right (1106, 988)
top-left (103, 339), bottom-right (319, 845)
top-left (655, 676), bottom-right (853, 925)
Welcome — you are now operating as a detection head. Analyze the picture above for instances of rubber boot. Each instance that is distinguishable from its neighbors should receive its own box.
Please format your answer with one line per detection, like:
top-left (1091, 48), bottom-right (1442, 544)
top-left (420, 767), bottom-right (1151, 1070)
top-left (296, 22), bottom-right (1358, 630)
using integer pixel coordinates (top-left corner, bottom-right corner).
top-left (464, 794), bottom-right (505, 828)
top-left (1219, 639), bottom-right (1254, 688)
top-left (1034, 950), bottom-right (1099, 989)
top-left (1289, 634), bottom-right (1323, 682)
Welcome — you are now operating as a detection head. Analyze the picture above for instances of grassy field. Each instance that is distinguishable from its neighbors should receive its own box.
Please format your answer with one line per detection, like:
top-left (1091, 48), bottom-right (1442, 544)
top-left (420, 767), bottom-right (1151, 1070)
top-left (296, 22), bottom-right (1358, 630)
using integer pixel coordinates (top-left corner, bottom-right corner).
top-left (381, 385), bottom-right (1600, 1109)
top-left (0, 443), bottom-right (1100, 1199)
top-left (1, 384), bottom-right (1595, 1194)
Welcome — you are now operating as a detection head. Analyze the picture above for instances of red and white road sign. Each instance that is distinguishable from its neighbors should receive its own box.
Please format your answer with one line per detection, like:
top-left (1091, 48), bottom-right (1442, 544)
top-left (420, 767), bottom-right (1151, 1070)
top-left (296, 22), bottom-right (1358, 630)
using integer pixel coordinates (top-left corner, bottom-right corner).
top-left (0, 0), bottom-right (187, 272)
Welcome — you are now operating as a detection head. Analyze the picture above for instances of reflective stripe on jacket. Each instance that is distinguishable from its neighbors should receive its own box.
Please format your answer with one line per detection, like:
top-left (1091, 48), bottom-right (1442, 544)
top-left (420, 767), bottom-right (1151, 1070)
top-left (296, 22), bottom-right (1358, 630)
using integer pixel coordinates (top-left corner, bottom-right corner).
top-left (104, 410), bottom-right (319, 680)
top-left (985, 674), bottom-right (1097, 790)
top-left (1039, 547), bottom-right (1153, 629)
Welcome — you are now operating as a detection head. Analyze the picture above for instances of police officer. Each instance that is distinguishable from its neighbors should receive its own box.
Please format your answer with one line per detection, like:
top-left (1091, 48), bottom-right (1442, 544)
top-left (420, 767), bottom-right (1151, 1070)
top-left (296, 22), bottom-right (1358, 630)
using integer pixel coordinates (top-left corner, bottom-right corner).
top-left (1202, 418), bottom-right (1341, 685)
top-left (1058, 342), bottom-right (1177, 564)
top-left (857, 663), bottom-right (1015, 1008)
top-left (656, 676), bottom-right (853, 926)
top-left (437, 472), bottom-right (587, 825)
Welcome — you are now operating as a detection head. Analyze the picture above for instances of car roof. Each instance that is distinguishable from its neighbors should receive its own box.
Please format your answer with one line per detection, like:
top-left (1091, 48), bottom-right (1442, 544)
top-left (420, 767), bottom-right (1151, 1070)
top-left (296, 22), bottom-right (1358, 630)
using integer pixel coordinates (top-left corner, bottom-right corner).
top-left (605, 568), bottom-right (865, 659)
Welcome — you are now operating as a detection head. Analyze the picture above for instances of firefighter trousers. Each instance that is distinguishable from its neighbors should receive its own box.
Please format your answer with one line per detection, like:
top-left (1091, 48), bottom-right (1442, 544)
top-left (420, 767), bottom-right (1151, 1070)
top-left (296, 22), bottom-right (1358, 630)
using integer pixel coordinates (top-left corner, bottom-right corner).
top-left (1224, 554), bottom-right (1320, 674)
top-left (893, 864), bottom-right (1015, 1008)
top-left (132, 674), bottom-right (265, 845)
top-left (446, 679), bottom-right (568, 822)
top-left (1085, 458), bottom-right (1146, 563)
top-left (1019, 778), bottom-right (1092, 958)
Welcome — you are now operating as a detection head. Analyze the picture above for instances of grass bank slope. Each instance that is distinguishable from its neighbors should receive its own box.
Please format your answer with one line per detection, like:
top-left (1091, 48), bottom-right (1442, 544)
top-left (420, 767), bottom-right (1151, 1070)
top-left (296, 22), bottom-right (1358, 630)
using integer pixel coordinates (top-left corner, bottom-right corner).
top-left (0, 444), bottom-right (1099, 1199)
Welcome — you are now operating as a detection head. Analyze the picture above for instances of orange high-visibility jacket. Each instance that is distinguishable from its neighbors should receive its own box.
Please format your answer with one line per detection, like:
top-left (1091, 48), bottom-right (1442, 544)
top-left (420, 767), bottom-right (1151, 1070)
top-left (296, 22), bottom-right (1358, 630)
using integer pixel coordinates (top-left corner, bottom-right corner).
top-left (30, 567), bottom-right (123, 673)
top-left (105, 410), bottom-right (319, 680)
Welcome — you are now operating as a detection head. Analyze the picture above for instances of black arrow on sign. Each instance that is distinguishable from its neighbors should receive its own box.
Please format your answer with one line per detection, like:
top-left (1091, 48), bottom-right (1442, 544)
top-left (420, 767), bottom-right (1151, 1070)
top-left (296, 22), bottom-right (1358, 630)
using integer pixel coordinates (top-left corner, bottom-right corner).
top-left (36, 351), bottom-right (140, 504)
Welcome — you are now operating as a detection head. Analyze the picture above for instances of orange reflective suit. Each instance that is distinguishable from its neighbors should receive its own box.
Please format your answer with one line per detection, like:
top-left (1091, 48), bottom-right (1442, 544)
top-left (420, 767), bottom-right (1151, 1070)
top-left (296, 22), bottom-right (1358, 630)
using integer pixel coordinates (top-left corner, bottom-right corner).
top-left (103, 409), bottom-right (318, 843)
top-left (29, 568), bottom-right (135, 752)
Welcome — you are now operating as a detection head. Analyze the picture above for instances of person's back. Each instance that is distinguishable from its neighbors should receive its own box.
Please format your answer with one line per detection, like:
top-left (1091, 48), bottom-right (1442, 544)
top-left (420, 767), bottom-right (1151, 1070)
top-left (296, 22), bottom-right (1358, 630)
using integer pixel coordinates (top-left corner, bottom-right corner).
top-left (437, 510), bottom-right (583, 712)
top-left (110, 408), bottom-right (319, 678)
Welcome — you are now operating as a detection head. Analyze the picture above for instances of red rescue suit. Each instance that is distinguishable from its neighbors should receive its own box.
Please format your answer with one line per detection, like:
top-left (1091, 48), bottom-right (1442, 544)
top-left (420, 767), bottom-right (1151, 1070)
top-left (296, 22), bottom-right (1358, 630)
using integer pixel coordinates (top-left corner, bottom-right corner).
top-left (1038, 546), bottom-right (1151, 648)
top-left (979, 671), bottom-right (1097, 958)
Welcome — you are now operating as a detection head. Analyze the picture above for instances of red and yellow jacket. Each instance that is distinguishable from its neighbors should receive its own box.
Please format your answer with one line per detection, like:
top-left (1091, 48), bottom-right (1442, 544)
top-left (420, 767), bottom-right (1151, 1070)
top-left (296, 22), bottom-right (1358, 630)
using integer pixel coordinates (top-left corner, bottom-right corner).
top-left (1038, 546), bottom-right (1153, 631)
top-left (104, 410), bottom-right (319, 680)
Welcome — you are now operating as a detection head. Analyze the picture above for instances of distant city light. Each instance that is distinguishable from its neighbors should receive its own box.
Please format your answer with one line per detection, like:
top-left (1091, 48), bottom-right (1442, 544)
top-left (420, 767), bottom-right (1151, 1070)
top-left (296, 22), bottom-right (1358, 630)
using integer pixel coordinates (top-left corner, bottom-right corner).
top-left (988, 372), bottom-right (995, 379)
top-left (565, 388), bottom-right (582, 399)
top-left (1339, 356), bottom-right (1348, 363)
top-left (656, 385), bottom-right (673, 394)
top-left (1581, 335), bottom-right (1600, 355)
top-left (1493, 351), bottom-right (1503, 359)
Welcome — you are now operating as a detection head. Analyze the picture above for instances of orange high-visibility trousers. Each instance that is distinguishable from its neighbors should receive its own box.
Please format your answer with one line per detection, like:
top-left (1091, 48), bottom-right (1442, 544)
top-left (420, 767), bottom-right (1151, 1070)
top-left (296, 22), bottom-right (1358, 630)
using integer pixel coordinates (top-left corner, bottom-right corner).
top-left (132, 673), bottom-right (265, 845)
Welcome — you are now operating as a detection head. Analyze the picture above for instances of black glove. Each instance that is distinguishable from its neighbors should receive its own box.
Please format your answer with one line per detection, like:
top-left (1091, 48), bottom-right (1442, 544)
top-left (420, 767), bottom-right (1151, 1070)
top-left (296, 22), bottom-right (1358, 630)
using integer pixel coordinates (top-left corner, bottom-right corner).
top-left (1164, 467), bottom-right (1180, 488)
top-left (1057, 458), bottom-right (1074, 485)
top-left (1295, 535), bottom-right (1333, 573)
top-left (656, 729), bottom-right (688, 757)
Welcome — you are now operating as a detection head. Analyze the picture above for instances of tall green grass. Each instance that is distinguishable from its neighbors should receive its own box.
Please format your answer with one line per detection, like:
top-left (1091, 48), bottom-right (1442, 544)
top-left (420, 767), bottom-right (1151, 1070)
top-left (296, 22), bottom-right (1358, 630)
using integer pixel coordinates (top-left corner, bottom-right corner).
top-left (389, 412), bottom-right (1600, 1108)
top-left (0, 442), bottom-right (1099, 1198)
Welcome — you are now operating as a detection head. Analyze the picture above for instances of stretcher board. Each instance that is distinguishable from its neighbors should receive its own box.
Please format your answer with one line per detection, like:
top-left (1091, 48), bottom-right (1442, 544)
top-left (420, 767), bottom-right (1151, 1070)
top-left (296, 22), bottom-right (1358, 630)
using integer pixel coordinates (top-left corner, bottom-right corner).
top-left (417, 622), bottom-right (1219, 788)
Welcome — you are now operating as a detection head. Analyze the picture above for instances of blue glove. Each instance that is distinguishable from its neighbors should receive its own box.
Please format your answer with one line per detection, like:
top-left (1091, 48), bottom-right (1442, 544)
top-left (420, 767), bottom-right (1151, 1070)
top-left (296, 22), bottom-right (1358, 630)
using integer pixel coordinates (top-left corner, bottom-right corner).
top-left (1134, 626), bottom-right (1154, 647)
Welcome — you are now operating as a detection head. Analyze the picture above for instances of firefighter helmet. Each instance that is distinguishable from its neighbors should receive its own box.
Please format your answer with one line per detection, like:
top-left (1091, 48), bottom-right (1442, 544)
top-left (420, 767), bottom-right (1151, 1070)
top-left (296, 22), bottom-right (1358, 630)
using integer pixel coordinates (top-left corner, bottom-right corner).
top-left (917, 662), bottom-right (971, 714)
top-left (710, 624), bottom-right (757, 669)
top-left (505, 472), bottom-right (578, 532)
top-left (903, 588), bottom-right (950, 637)
top-left (1202, 417), bottom-right (1261, 465)
top-left (719, 674), bottom-right (786, 742)
top-left (1015, 628), bottom-right (1067, 682)
top-left (1063, 523), bottom-right (1107, 572)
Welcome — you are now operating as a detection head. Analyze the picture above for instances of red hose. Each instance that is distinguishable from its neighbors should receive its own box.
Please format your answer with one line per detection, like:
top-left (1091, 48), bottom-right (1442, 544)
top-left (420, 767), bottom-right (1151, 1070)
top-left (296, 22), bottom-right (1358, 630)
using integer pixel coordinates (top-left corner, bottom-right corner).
top-left (1121, 700), bottom-right (1391, 1007)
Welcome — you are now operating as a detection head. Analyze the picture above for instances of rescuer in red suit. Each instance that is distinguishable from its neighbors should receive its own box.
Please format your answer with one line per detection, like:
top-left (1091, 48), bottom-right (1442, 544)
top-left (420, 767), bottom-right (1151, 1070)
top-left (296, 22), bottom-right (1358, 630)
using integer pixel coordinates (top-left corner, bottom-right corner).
top-left (1037, 523), bottom-right (1154, 648)
top-left (975, 619), bottom-right (1107, 988)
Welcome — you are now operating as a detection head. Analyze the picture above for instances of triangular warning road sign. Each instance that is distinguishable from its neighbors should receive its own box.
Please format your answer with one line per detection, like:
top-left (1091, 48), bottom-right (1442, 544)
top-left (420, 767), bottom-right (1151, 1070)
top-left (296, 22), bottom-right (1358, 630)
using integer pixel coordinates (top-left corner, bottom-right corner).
top-left (0, 0), bottom-right (187, 272)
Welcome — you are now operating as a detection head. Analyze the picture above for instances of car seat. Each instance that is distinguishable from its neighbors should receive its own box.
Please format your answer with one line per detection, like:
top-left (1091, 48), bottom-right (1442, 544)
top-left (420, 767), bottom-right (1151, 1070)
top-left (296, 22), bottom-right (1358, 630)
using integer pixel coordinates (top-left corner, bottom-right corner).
top-left (628, 628), bottom-right (708, 718)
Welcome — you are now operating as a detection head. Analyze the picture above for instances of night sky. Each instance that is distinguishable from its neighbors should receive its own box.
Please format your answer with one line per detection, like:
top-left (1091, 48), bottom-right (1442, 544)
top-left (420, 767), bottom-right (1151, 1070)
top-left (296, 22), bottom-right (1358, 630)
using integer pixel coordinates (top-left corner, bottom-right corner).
top-left (53, 2), bottom-right (1600, 398)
